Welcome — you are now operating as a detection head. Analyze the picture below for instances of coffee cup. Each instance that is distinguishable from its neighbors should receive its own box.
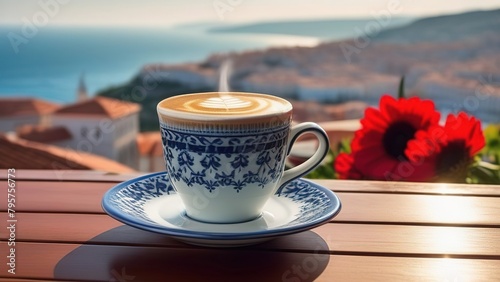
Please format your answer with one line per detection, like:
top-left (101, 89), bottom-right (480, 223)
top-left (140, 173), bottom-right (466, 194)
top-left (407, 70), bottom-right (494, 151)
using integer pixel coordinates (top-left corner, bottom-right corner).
top-left (157, 92), bottom-right (329, 223)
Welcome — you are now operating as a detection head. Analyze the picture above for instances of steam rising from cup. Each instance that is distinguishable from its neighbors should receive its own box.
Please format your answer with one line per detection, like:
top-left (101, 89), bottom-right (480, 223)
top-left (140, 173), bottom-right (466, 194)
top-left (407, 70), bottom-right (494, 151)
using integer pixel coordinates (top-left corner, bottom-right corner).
top-left (218, 59), bottom-right (232, 93)
top-left (215, 59), bottom-right (236, 111)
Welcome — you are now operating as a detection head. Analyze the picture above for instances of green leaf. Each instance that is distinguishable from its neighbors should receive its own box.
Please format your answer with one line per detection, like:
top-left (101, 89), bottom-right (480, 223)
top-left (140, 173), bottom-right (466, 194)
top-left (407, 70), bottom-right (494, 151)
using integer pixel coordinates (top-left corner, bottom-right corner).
top-left (337, 138), bottom-right (352, 153)
top-left (306, 149), bottom-right (336, 179)
top-left (483, 124), bottom-right (500, 152)
top-left (468, 161), bottom-right (500, 184)
top-left (477, 161), bottom-right (500, 171)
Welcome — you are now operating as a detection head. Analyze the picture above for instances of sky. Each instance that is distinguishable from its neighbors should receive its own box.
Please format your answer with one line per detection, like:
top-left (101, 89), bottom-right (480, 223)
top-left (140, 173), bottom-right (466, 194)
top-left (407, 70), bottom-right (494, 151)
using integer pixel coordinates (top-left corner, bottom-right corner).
top-left (0, 0), bottom-right (500, 27)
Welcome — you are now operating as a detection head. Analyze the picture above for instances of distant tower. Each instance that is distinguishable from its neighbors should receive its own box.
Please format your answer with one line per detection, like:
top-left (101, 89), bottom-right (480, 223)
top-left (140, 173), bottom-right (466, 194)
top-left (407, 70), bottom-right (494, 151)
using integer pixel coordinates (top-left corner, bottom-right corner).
top-left (77, 73), bottom-right (88, 102)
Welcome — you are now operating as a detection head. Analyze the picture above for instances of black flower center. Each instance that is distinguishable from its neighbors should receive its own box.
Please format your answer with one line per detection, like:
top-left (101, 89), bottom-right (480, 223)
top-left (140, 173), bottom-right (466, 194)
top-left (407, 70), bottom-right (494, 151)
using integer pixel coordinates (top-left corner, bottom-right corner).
top-left (436, 140), bottom-right (469, 176)
top-left (382, 121), bottom-right (417, 159)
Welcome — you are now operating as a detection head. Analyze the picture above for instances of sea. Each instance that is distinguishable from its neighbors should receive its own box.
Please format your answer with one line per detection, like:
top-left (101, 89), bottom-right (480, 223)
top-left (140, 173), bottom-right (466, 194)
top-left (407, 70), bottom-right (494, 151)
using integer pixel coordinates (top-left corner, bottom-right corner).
top-left (0, 25), bottom-right (321, 104)
top-left (0, 18), bottom-right (414, 104)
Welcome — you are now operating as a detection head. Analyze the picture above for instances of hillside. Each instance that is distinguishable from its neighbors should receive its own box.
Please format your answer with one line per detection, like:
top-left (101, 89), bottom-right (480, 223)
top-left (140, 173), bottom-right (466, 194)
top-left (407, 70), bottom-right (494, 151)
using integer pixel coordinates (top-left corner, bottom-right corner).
top-left (374, 9), bottom-right (500, 42)
top-left (210, 18), bottom-right (414, 40)
top-left (98, 9), bottom-right (500, 131)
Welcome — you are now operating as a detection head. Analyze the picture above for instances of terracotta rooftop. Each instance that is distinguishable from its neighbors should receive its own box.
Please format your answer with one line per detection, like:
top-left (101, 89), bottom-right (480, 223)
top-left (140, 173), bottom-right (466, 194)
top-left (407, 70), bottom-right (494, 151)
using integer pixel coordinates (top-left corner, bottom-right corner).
top-left (54, 97), bottom-right (141, 119)
top-left (137, 131), bottom-right (163, 157)
top-left (16, 125), bottom-right (73, 143)
top-left (0, 97), bottom-right (60, 117)
top-left (0, 135), bottom-right (135, 173)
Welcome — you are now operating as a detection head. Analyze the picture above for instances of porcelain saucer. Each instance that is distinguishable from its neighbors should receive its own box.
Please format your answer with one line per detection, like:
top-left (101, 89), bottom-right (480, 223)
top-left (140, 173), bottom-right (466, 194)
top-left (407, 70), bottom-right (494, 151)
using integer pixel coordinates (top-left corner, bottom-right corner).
top-left (102, 172), bottom-right (341, 247)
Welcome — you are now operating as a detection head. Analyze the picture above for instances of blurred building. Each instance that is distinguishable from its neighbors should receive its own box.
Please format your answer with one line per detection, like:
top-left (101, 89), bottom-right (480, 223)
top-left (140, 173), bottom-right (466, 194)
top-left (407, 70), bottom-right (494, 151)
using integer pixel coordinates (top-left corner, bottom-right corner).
top-left (0, 96), bottom-right (141, 170)
top-left (0, 134), bottom-right (135, 173)
top-left (136, 131), bottom-right (164, 172)
top-left (50, 97), bottom-right (141, 169)
top-left (0, 98), bottom-right (60, 132)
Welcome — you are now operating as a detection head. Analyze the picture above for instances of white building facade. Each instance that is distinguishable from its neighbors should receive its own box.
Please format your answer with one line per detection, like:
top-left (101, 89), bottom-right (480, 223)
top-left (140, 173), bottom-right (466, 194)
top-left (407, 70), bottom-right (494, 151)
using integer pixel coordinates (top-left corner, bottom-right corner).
top-left (51, 97), bottom-right (141, 169)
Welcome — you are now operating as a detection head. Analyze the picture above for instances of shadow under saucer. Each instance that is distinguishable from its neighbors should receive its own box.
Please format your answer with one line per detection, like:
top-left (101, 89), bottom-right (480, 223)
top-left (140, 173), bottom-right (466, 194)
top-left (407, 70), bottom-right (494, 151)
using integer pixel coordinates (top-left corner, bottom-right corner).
top-left (54, 225), bottom-right (331, 282)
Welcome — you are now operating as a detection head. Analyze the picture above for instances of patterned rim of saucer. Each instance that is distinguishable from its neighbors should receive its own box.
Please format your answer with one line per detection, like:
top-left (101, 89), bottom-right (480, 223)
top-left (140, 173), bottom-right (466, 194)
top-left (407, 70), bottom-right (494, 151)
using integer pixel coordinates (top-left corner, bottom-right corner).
top-left (101, 172), bottom-right (342, 242)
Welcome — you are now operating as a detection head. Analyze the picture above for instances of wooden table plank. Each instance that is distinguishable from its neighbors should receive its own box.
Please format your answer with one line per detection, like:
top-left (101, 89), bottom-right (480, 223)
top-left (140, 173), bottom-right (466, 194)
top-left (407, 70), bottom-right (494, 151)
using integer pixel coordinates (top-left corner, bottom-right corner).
top-left (4, 169), bottom-right (500, 196)
top-left (0, 181), bottom-right (112, 214)
top-left (0, 212), bottom-right (185, 248)
top-left (3, 181), bottom-right (500, 226)
top-left (0, 169), bottom-right (141, 182)
top-left (2, 242), bottom-right (331, 282)
top-left (0, 279), bottom-right (63, 282)
top-left (334, 193), bottom-right (500, 227)
top-left (314, 179), bottom-right (500, 196)
top-left (315, 223), bottom-right (500, 258)
top-left (319, 255), bottom-right (500, 282)
top-left (8, 168), bottom-right (500, 196)
top-left (2, 242), bottom-right (499, 282)
top-left (1, 242), bottom-right (80, 280)
top-left (2, 212), bottom-right (500, 258)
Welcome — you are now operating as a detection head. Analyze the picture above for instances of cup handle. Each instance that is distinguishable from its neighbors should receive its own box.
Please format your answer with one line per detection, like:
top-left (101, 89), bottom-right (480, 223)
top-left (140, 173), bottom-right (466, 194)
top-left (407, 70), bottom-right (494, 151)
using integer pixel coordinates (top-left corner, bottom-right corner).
top-left (277, 122), bottom-right (330, 192)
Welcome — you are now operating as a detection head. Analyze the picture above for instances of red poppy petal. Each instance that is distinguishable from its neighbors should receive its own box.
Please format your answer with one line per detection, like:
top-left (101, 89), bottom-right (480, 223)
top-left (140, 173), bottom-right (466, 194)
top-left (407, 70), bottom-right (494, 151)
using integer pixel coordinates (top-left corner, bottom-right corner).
top-left (443, 112), bottom-right (485, 157)
top-left (351, 130), bottom-right (383, 152)
top-left (348, 95), bottom-right (443, 181)
top-left (354, 148), bottom-right (397, 173)
top-left (334, 153), bottom-right (362, 180)
top-left (467, 117), bottom-right (485, 155)
top-left (380, 96), bottom-right (403, 121)
top-left (334, 153), bottom-right (351, 179)
top-left (404, 159), bottom-right (436, 182)
top-left (362, 108), bottom-right (389, 132)
top-left (405, 127), bottom-right (445, 161)
top-left (362, 158), bottom-right (399, 180)
top-left (402, 98), bottom-right (439, 128)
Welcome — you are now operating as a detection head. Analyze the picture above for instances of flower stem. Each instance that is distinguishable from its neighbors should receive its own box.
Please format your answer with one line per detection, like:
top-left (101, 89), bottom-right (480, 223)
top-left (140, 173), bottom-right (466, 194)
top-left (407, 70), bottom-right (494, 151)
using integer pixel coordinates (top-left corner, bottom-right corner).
top-left (398, 76), bottom-right (405, 99)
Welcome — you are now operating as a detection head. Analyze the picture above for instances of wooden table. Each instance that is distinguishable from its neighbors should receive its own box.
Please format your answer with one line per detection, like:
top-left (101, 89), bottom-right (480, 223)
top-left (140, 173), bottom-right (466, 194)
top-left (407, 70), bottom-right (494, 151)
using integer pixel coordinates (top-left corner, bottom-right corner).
top-left (1, 169), bottom-right (500, 281)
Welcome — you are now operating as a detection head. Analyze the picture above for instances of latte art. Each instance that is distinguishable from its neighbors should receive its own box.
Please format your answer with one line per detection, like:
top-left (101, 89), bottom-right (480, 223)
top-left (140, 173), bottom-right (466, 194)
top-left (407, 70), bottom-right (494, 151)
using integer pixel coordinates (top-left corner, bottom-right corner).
top-left (198, 96), bottom-right (252, 110)
top-left (158, 92), bottom-right (292, 120)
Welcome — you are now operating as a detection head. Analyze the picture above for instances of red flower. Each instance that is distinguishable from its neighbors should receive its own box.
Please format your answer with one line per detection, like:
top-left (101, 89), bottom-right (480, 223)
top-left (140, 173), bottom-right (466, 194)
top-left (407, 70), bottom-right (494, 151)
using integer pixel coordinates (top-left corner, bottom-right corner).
top-left (334, 153), bottom-right (362, 180)
top-left (333, 94), bottom-right (487, 183)
top-left (435, 113), bottom-right (485, 181)
top-left (347, 95), bottom-right (441, 181)
top-left (407, 112), bottom-right (485, 182)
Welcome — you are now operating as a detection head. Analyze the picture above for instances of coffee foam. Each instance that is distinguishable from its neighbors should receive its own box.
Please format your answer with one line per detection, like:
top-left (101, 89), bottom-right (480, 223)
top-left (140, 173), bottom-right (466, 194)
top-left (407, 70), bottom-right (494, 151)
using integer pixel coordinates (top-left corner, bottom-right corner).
top-left (198, 96), bottom-right (252, 110)
top-left (158, 92), bottom-right (292, 121)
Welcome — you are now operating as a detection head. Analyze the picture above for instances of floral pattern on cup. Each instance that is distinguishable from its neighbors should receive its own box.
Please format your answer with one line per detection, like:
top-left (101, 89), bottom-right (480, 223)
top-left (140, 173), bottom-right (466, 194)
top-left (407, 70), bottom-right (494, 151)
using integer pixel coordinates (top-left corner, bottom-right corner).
top-left (161, 122), bottom-right (290, 194)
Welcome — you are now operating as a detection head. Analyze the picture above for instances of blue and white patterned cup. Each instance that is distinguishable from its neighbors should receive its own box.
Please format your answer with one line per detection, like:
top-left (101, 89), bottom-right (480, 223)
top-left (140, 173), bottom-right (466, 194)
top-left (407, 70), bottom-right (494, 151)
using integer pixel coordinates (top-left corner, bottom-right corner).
top-left (157, 92), bottom-right (329, 223)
